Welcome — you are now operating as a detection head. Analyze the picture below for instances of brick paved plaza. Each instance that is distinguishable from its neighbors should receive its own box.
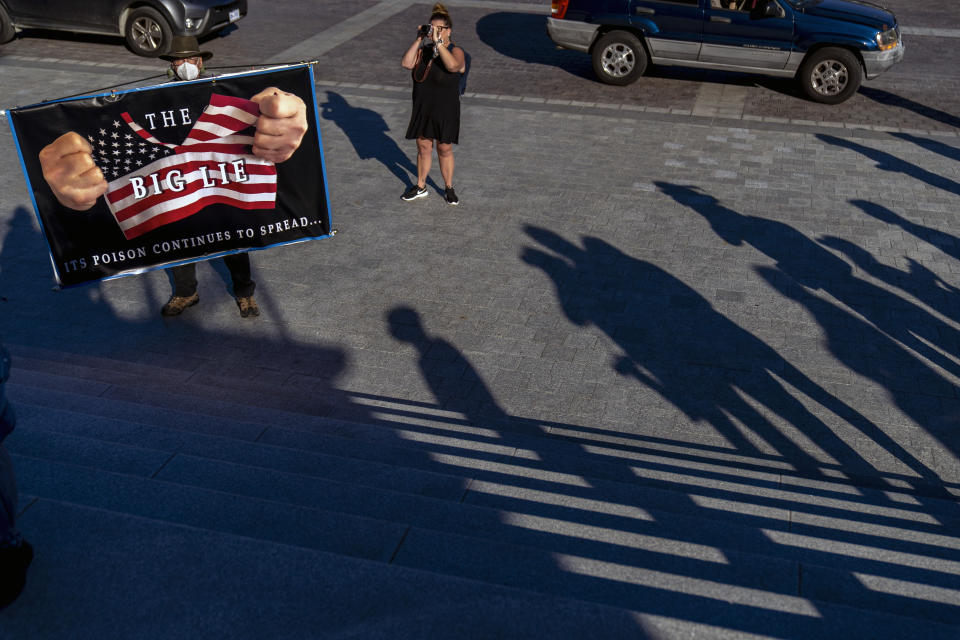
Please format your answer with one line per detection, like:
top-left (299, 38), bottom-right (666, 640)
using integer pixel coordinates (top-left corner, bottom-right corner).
top-left (0, 2), bottom-right (958, 638)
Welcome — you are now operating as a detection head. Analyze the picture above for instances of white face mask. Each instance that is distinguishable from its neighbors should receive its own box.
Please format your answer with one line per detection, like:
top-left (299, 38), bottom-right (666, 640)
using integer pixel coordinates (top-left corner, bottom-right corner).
top-left (175, 62), bottom-right (200, 81)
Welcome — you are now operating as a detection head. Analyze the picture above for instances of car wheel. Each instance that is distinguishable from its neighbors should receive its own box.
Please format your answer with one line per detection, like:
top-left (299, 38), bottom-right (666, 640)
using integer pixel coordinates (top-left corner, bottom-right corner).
top-left (124, 7), bottom-right (172, 57)
top-left (0, 5), bottom-right (16, 44)
top-left (799, 47), bottom-right (863, 104)
top-left (591, 31), bottom-right (647, 86)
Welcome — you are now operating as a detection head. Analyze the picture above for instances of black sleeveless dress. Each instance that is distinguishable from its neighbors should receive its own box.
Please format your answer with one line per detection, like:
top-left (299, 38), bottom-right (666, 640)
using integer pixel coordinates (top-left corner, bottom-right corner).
top-left (405, 44), bottom-right (462, 144)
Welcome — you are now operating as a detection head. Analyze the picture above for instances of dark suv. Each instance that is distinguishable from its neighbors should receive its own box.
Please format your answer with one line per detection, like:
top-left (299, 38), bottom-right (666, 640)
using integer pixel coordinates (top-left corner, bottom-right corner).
top-left (0, 0), bottom-right (247, 57)
top-left (547, 0), bottom-right (903, 104)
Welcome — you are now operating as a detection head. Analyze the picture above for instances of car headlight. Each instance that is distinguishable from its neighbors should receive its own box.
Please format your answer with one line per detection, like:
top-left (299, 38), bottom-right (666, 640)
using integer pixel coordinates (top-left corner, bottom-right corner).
top-left (876, 27), bottom-right (899, 51)
top-left (185, 18), bottom-right (200, 30)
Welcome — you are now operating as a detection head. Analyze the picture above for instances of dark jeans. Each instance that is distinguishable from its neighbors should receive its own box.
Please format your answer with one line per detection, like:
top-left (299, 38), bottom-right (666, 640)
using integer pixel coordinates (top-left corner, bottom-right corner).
top-left (170, 253), bottom-right (255, 298)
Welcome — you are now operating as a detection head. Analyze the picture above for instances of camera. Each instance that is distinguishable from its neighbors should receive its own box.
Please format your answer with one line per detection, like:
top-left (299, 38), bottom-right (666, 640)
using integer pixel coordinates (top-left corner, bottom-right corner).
top-left (417, 24), bottom-right (431, 38)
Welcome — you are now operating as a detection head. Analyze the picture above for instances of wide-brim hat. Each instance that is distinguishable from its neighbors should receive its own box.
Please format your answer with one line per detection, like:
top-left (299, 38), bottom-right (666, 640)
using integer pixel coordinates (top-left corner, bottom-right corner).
top-left (159, 35), bottom-right (213, 62)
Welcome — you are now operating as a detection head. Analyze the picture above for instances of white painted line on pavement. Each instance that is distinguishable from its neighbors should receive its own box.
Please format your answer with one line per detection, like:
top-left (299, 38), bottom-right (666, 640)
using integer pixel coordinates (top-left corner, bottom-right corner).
top-left (900, 27), bottom-right (960, 38)
top-left (443, 0), bottom-right (550, 12)
top-left (0, 54), bottom-right (155, 71)
top-left (268, 0), bottom-right (413, 64)
top-left (691, 83), bottom-right (750, 119)
top-left (268, 0), bottom-right (549, 64)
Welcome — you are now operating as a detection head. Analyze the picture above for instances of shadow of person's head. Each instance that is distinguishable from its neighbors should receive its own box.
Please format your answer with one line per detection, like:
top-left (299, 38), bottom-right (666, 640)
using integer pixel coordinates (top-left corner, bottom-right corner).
top-left (387, 305), bottom-right (427, 343)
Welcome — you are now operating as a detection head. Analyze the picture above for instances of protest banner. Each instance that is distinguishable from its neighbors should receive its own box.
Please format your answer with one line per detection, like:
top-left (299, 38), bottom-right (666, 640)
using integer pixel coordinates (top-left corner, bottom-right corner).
top-left (5, 63), bottom-right (332, 288)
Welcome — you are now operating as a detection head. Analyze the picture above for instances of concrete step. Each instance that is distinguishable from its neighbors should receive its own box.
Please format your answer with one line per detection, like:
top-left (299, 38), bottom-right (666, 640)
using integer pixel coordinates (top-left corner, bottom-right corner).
top-left (8, 345), bottom-right (960, 630)
top-left (9, 399), bottom-right (469, 501)
top-left (13, 378), bottom-right (960, 559)
top-left (11, 409), bottom-right (960, 592)
top-left (11, 376), bottom-right (960, 567)
top-left (12, 342), bottom-right (959, 505)
top-left (257, 421), bottom-right (960, 538)
top-left (9, 427), bottom-right (960, 625)
top-left (7, 379), bottom-right (266, 442)
top-left (10, 360), bottom-right (960, 530)
top-left (9, 461), bottom-right (960, 639)
top-left (1, 499), bottom-right (659, 640)
top-left (391, 526), bottom-right (960, 637)
top-left (12, 454), bottom-right (407, 564)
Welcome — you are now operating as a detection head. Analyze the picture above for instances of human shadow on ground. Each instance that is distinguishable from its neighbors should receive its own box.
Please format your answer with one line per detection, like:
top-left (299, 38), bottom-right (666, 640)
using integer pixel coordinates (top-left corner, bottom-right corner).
top-left (380, 301), bottom-right (960, 635)
top-left (817, 134), bottom-right (960, 197)
top-left (819, 234), bottom-right (960, 326)
top-left (320, 91), bottom-right (442, 193)
top-left (891, 132), bottom-right (960, 164)
top-left (859, 86), bottom-right (960, 130)
top-left (521, 221), bottom-right (946, 493)
top-left (387, 306), bottom-right (510, 428)
top-left (820, 200), bottom-right (960, 325)
top-left (0, 205), bottom-right (637, 634)
top-left (851, 199), bottom-right (960, 266)
top-left (655, 183), bottom-right (958, 489)
top-left (5, 200), bottom-right (960, 634)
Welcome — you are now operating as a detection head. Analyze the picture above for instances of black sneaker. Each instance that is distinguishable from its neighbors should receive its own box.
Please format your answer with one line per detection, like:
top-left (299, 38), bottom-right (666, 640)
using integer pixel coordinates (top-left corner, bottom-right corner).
top-left (401, 185), bottom-right (428, 201)
top-left (444, 186), bottom-right (460, 206)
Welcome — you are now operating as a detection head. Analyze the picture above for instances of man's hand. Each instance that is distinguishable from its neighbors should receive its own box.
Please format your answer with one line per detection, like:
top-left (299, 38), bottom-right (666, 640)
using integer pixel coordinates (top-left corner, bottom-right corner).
top-left (250, 88), bottom-right (308, 164)
top-left (38, 132), bottom-right (108, 211)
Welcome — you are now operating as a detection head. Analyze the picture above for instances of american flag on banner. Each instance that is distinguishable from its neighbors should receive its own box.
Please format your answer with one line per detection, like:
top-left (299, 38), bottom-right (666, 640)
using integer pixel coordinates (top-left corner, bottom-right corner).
top-left (89, 94), bottom-right (278, 240)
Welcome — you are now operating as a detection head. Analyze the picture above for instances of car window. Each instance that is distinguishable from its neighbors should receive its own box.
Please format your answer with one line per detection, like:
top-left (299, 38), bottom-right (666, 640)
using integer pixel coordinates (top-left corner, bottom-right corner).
top-left (710, 0), bottom-right (761, 10)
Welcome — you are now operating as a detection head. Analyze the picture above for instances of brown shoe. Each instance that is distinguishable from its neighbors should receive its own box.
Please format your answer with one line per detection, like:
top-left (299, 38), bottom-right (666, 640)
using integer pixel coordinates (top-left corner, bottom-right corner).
top-left (160, 293), bottom-right (199, 317)
top-left (236, 296), bottom-right (260, 318)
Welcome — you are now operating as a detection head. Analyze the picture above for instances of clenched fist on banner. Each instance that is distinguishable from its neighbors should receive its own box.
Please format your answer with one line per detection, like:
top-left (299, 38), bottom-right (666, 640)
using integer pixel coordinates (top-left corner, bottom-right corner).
top-left (38, 132), bottom-right (108, 211)
top-left (250, 89), bottom-right (308, 164)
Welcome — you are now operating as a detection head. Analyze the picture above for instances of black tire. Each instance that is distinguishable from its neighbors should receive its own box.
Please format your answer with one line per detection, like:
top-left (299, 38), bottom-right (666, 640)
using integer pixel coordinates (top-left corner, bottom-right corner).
top-left (0, 5), bottom-right (16, 44)
top-left (591, 31), bottom-right (647, 86)
top-left (798, 47), bottom-right (863, 104)
top-left (124, 7), bottom-right (172, 57)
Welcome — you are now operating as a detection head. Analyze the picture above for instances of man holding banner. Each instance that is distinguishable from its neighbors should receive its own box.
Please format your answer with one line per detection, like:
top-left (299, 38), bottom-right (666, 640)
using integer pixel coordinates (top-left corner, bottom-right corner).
top-left (39, 36), bottom-right (308, 318)
top-left (3, 45), bottom-right (331, 608)
top-left (12, 39), bottom-right (330, 315)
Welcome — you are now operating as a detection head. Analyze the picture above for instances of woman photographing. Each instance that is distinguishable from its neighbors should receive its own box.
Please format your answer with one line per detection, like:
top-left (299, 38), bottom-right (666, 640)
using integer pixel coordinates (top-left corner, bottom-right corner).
top-left (400, 3), bottom-right (466, 206)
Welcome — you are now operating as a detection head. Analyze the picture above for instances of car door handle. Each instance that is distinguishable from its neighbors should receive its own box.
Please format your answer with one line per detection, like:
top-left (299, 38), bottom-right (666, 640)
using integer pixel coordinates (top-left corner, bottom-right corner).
top-left (635, 7), bottom-right (655, 15)
top-left (710, 16), bottom-right (731, 23)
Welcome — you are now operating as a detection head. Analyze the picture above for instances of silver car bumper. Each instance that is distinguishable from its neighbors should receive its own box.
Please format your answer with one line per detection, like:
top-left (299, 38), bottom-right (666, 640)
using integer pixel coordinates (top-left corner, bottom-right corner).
top-left (862, 41), bottom-right (904, 79)
top-left (546, 17), bottom-right (599, 53)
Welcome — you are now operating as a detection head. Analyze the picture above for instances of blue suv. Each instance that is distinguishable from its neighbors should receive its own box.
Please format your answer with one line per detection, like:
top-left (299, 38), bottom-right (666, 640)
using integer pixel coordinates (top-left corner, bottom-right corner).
top-left (547, 0), bottom-right (904, 104)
